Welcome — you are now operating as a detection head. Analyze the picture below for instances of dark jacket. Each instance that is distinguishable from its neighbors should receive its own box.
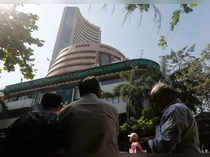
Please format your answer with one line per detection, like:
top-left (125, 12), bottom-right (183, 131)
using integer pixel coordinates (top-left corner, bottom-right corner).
top-left (148, 103), bottom-right (200, 154)
top-left (3, 111), bottom-right (62, 157)
top-left (59, 93), bottom-right (120, 157)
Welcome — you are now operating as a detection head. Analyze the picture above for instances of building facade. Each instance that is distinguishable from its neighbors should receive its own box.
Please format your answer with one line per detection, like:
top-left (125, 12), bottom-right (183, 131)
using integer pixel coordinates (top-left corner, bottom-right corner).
top-left (50, 7), bottom-right (101, 67)
top-left (48, 42), bottom-right (126, 77)
top-left (0, 58), bottom-right (160, 132)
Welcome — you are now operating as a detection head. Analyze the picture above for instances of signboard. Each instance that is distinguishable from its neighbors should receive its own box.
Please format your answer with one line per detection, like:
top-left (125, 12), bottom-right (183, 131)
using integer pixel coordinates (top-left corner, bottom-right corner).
top-left (5, 59), bottom-right (159, 93)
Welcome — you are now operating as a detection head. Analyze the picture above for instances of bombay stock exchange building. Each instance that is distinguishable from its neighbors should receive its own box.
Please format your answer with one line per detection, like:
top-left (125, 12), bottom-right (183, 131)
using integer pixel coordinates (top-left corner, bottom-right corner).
top-left (47, 6), bottom-right (128, 114)
top-left (49, 7), bottom-right (101, 67)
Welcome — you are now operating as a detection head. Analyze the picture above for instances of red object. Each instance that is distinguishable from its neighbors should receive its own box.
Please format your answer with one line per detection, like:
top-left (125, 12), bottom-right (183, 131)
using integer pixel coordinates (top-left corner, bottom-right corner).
top-left (129, 142), bottom-right (143, 153)
top-left (56, 109), bottom-right (62, 113)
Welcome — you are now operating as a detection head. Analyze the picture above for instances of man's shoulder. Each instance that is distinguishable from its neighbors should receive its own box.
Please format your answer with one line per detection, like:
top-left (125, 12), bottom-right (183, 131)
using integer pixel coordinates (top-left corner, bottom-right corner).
top-left (165, 103), bottom-right (189, 113)
top-left (59, 96), bottom-right (118, 119)
top-left (100, 99), bottom-right (118, 115)
top-left (74, 95), bottom-right (117, 113)
top-left (162, 103), bottom-right (192, 122)
top-left (24, 111), bottom-right (57, 123)
top-left (8, 111), bottom-right (58, 138)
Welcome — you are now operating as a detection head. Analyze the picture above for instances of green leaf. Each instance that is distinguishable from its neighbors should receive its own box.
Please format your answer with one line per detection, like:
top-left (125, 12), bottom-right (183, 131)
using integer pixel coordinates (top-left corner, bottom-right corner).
top-left (189, 3), bottom-right (197, 8)
top-left (3, 66), bottom-right (8, 71)
top-left (137, 4), bottom-right (150, 12)
top-left (125, 4), bottom-right (137, 12)
top-left (0, 7), bottom-right (44, 79)
top-left (170, 10), bottom-right (181, 31)
top-left (158, 35), bottom-right (168, 49)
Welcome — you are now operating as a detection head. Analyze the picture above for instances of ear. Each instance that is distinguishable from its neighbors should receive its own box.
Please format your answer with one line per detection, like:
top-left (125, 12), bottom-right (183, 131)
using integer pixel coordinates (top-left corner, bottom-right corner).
top-left (97, 90), bottom-right (103, 98)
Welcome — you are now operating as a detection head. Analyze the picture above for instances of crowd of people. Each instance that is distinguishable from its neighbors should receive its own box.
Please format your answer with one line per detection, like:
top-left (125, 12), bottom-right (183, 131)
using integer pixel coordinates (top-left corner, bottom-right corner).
top-left (0, 76), bottom-right (201, 156)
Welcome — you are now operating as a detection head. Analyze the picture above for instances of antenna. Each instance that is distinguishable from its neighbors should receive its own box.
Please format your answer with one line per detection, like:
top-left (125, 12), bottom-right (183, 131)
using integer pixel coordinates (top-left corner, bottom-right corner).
top-left (140, 49), bottom-right (144, 58)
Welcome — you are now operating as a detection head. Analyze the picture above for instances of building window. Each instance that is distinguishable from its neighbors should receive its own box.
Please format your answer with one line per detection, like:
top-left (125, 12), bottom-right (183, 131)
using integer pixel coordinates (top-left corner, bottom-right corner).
top-left (111, 55), bottom-right (121, 63)
top-left (113, 97), bottom-right (120, 104)
top-left (105, 97), bottom-right (120, 104)
top-left (75, 44), bottom-right (90, 48)
top-left (99, 53), bottom-right (111, 66)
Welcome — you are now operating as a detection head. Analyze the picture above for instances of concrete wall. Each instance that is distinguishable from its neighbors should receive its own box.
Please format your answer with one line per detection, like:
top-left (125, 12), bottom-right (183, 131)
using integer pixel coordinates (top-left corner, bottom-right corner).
top-left (6, 99), bottom-right (33, 110)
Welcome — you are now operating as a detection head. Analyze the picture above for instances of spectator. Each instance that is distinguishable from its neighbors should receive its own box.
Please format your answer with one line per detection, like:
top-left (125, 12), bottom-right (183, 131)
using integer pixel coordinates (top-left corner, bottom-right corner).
top-left (3, 93), bottom-right (63, 157)
top-left (59, 76), bottom-right (119, 157)
top-left (145, 82), bottom-right (200, 154)
top-left (41, 93), bottom-right (63, 114)
top-left (0, 92), bottom-right (8, 111)
top-left (128, 133), bottom-right (144, 153)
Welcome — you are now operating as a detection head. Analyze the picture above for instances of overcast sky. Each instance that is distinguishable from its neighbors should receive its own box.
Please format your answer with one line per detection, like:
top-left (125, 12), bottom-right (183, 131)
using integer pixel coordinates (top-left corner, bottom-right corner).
top-left (0, 2), bottom-right (210, 88)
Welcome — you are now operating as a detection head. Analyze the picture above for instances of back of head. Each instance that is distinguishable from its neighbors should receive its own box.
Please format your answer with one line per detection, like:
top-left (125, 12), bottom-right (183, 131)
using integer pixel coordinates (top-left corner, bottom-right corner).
top-left (41, 93), bottom-right (62, 110)
top-left (128, 132), bottom-right (138, 142)
top-left (79, 76), bottom-right (102, 97)
top-left (151, 82), bottom-right (178, 106)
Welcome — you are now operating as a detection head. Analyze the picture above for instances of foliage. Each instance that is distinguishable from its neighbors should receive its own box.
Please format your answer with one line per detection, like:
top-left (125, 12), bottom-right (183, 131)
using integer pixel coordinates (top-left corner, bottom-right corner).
top-left (120, 108), bottom-right (160, 137)
top-left (160, 44), bottom-right (210, 112)
top-left (125, 4), bottom-right (150, 13)
top-left (118, 108), bottom-right (160, 151)
top-left (120, 116), bottom-right (155, 137)
top-left (170, 10), bottom-right (181, 31)
top-left (195, 112), bottom-right (210, 151)
top-left (0, 6), bottom-right (44, 79)
top-left (104, 67), bottom-right (162, 119)
top-left (170, 4), bottom-right (196, 31)
top-left (158, 35), bottom-right (168, 49)
top-left (125, 4), bottom-right (137, 12)
top-left (161, 44), bottom-right (196, 73)
top-left (137, 4), bottom-right (150, 12)
top-left (159, 44), bottom-right (210, 151)
top-left (124, 3), bottom-right (197, 49)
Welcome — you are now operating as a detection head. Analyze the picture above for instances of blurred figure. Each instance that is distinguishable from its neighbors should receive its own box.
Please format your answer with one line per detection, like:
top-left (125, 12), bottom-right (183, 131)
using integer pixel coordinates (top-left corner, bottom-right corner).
top-left (144, 82), bottom-right (200, 154)
top-left (128, 133), bottom-right (144, 153)
top-left (0, 92), bottom-right (8, 111)
top-left (3, 93), bottom-right (63, 157)
top-left (41, 93), bottom-right (63, 114)
top-left (59, 76), bottom-right (119, 157)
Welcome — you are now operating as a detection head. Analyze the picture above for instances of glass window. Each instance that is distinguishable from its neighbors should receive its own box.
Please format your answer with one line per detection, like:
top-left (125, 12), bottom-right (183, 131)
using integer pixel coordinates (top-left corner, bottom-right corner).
top-left (113, 97), bottom-right (119, 104)
top-left (99, 53), bottom-right (111, 65)
top-left (111, 55), bottom-right (121, 63)
top-left (55, 88), bottom-right (74, 104)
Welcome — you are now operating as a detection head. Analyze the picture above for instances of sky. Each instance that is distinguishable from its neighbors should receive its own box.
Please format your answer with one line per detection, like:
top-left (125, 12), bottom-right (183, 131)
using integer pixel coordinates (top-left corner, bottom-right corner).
top-left (0, 2), bottom-right (210, 88)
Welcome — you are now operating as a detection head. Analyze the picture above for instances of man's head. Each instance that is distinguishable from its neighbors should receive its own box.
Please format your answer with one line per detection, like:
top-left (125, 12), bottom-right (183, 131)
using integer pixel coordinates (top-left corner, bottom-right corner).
top-left (150, 82), bottom-right (177, 113)
top-left (41, 93), bottom-right (63, 111)
top-left (128, 133), bottom-right (138, 143)
top-left (79, 76), bottom-right (103, 98)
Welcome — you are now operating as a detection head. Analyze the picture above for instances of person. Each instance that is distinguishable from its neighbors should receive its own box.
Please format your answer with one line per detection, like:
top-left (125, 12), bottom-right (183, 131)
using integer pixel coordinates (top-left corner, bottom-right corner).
top-left (0, 92), bottom-right (8, 111)
top-left (40, 92), bottom-right (63, 114)
top-left (128, 133), bottom-right (144, 153)
top-left (59, 76), bottom-right (119, 157)
top-left (3, 93), bottom-right (63, 157)
top-left (144, 82), bottom-right (200, 154)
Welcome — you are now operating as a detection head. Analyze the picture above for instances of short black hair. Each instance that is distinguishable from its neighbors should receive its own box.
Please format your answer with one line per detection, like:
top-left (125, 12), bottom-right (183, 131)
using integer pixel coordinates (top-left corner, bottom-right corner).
top-left (41, 93), bottom-right (62, 109)
top-left (79, 76), bottom-right (101, 96)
